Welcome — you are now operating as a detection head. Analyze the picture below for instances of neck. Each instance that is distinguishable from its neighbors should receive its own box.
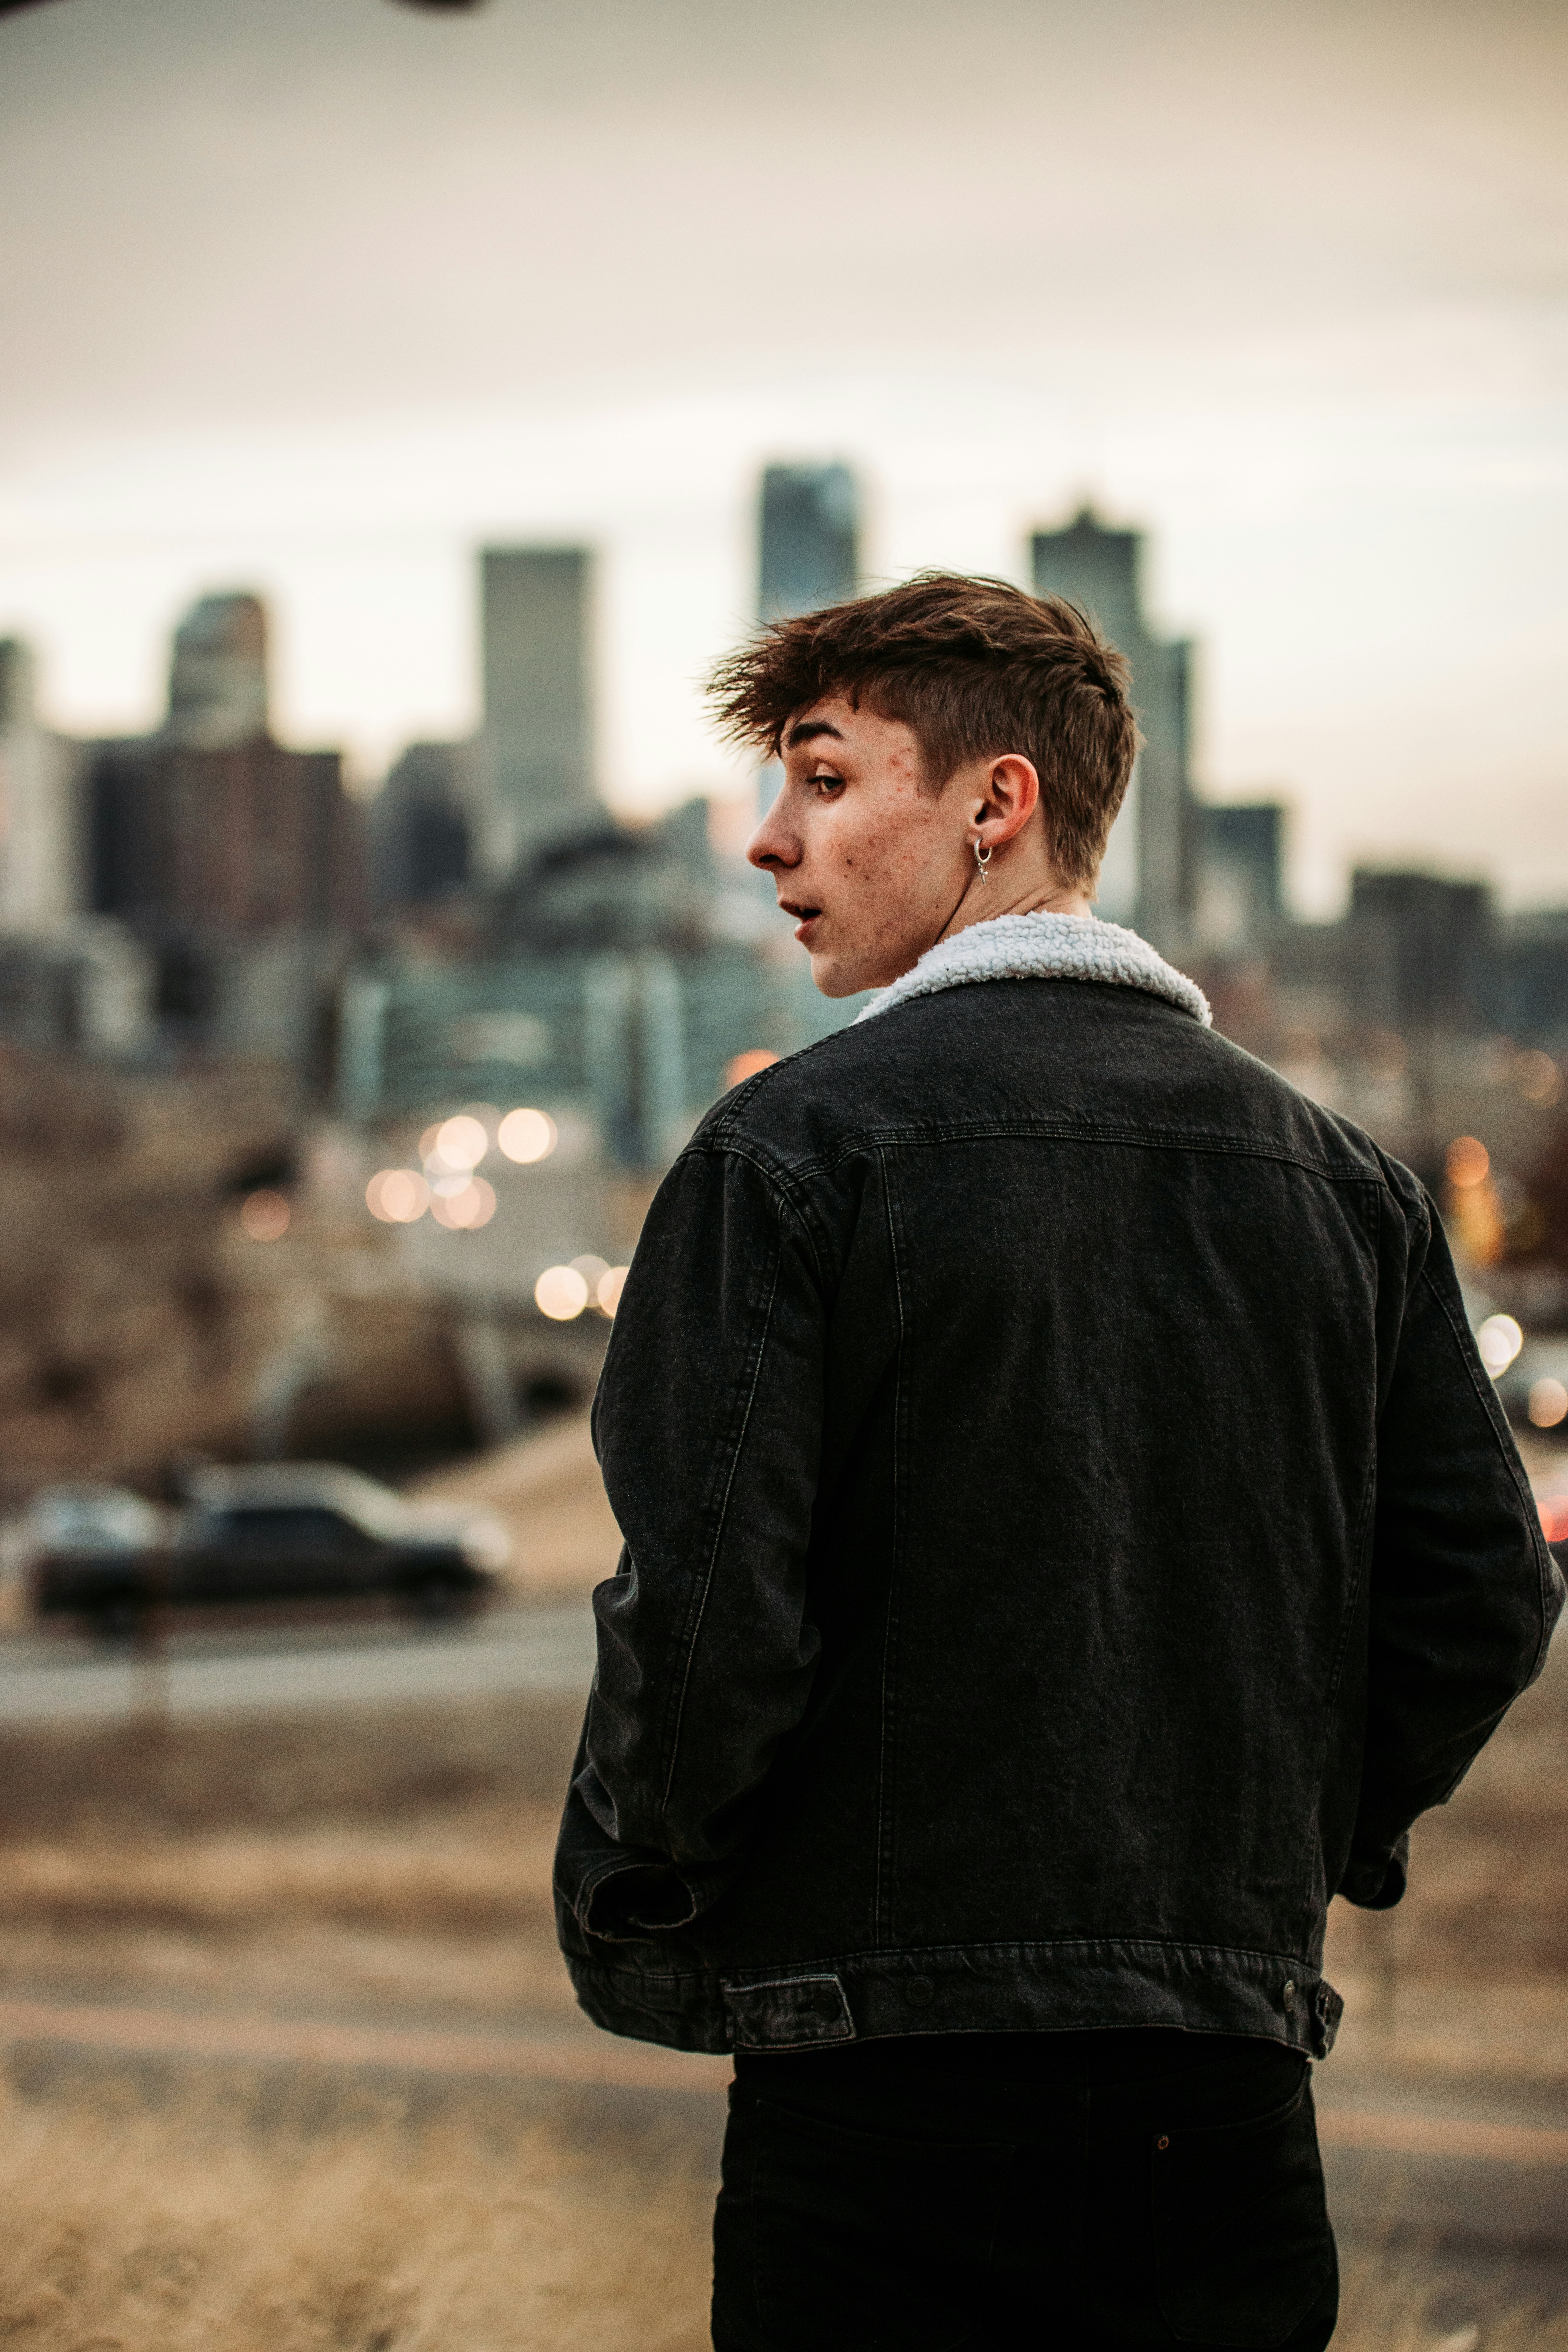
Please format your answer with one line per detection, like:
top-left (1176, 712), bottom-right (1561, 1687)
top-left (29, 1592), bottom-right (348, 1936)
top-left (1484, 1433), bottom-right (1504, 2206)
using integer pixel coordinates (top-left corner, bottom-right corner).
top-left (939, 863), bottom-right (1093, 945)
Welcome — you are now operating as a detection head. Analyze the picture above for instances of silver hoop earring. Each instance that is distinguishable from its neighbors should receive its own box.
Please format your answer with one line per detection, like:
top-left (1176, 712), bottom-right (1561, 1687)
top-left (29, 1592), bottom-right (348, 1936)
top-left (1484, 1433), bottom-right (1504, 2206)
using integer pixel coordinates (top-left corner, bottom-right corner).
top-left (973, 839), bottom-right (993, 883)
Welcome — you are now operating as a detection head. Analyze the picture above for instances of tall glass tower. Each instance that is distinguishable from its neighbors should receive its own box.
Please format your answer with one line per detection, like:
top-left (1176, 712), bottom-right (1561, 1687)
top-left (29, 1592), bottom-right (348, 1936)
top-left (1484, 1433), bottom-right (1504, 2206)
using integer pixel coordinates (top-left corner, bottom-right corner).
top-left (758, 465), bottom-right (859, 621)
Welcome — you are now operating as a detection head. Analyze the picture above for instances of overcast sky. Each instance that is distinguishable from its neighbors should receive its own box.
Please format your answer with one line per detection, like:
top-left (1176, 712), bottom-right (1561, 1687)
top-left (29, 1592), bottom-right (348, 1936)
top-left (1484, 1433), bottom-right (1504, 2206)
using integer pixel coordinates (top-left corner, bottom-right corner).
top-left (0, 0), bottom-right (1563, 913)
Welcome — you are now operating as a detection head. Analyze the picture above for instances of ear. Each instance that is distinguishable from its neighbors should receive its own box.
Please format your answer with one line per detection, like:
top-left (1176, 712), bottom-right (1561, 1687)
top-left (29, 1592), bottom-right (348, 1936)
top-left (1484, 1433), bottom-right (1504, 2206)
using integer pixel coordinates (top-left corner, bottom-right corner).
top-left (974, 755), bottom-right (1040, 849)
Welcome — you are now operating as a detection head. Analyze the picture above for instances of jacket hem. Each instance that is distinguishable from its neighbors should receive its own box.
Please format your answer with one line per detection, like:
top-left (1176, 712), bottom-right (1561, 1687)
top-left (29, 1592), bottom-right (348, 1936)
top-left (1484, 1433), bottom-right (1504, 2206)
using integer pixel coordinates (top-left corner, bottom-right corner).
top-left (565, 1933), bottom-right (1342, 2061)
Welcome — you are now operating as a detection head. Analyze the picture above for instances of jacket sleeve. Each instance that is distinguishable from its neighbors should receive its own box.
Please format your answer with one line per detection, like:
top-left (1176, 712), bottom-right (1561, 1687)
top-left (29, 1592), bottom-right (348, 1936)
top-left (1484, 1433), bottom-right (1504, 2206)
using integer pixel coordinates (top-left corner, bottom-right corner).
top-left (555, 1136), bottom-right (827, 1941)
top-left (1341, 1195), bottom-right (1564, 1908)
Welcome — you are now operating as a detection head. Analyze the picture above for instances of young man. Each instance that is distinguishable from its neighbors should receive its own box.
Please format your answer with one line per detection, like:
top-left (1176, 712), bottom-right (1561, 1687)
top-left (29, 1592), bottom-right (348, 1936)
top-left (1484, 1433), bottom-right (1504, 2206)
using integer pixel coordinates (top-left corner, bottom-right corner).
top-left (555, 576), bottom-right (1560, 2350)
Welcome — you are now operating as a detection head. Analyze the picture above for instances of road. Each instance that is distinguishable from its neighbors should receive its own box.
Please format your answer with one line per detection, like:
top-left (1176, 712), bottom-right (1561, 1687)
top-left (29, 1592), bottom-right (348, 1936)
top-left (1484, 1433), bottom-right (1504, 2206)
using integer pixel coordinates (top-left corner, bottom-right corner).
top-left (0, 1602), bottom-right (597, 1722)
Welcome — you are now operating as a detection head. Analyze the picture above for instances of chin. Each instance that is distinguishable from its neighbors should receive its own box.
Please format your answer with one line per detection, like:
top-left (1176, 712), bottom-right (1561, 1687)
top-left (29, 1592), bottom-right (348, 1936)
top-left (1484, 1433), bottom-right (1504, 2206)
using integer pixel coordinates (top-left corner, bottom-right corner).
top-left (809, 951), bottom-right (867, 1000)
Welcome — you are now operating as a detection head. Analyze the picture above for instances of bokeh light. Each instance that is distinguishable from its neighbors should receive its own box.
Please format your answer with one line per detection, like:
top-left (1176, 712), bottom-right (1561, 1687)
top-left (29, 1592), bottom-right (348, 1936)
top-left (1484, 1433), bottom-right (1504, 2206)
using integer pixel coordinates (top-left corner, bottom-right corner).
top-left (366, 1168), bottom-right (431, 1223)
top-left (240, 1189), bottom-right (290, 1241)
top-left (1540, 1497), bottom-right (1568, 1547)
top-left (1516, 1050), bottom-right (1563, 1105)
top-left (1446, 1135), bottom-right (1490, 1188)
top-left (535, 1264), bottom-right (589, 1320)
top-left (597, 1265), bottom-right (629, 1316)
top-left (725, 1048), bottom-right (781, 1089)
top-left (1529, 1379), bottom-right (1568, 1430)
top-left (430, 1176), bottom-right (496, 1230)
top-left (436, 1113), bottom-right (488, 1170)
top-left (1477, 1313), bottom-right (1523, 1375)
top-left (498, 1107), bottom-right (557, 1164)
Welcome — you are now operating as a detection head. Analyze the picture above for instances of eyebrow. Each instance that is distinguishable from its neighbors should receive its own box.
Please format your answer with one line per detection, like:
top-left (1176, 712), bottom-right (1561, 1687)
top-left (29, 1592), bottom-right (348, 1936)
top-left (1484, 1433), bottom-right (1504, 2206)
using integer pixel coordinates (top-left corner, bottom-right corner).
top-left (785, 719), bottom-right (846, 749)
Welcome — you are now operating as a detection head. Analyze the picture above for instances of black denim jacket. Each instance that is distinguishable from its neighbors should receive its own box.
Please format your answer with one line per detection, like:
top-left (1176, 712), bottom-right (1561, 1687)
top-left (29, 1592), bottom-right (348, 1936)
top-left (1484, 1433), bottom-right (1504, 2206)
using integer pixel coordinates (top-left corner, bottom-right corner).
top-left (555, 952), bottom-right (1561, 2061)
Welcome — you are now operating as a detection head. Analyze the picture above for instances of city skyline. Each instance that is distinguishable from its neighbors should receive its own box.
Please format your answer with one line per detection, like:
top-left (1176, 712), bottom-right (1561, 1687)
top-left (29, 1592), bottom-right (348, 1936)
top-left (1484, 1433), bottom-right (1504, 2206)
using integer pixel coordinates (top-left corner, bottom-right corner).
top-left (0, 0), bottom-right (1563, 917)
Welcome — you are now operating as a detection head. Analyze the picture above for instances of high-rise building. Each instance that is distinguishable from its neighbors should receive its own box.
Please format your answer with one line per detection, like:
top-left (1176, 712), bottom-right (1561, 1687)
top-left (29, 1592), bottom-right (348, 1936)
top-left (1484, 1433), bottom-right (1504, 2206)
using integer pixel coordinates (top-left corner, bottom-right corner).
top-left (167, 593), bottom-right (269, 750)
top-left (85, 592), bottom-right (364, 1056)
top-left (475, 548), bottom-right (595, 879)
top-left (1030, 508), bottom-right (1193, 945)
top-left (758, 465), bottom-right (858, 621)
top-left (370, 742), bottom-right (474, 912)
top-left (1346, 869), bottom-right (1493, 1039)
top-left (1193, 804), bottom-right (1285, 954)
top-left (0, 637), bottom-right (83, 930)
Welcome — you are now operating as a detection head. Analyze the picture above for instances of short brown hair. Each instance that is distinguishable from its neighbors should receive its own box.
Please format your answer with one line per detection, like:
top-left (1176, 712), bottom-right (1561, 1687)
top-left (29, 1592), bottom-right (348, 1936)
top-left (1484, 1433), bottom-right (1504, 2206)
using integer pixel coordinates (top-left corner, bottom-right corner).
top-left (706, 572), bottom-right (1141, 892)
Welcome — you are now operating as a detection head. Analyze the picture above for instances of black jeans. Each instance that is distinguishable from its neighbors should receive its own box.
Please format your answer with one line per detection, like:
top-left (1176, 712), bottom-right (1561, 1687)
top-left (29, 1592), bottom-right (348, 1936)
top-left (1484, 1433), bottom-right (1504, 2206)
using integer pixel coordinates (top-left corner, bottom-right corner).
top-left (712, 2028), bottom-right (1338, 2351)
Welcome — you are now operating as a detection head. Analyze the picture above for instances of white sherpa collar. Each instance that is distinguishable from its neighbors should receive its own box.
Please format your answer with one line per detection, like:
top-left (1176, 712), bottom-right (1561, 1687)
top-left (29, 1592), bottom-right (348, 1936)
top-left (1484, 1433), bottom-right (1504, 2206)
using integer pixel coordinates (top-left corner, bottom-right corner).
top-left (853, 911), bottom-right (1212, 1028)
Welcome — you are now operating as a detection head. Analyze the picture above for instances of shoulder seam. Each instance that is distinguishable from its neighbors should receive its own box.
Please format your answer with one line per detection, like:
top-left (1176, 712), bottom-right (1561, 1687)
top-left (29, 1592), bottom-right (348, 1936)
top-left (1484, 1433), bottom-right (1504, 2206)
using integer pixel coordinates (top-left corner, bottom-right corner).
top-left (688, 1115), bottom-right (1395, 1196)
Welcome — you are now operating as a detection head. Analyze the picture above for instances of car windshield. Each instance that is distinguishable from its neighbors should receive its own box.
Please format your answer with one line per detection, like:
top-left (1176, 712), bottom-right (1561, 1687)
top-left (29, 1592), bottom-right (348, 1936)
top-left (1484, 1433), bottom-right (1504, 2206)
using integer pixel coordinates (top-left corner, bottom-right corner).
top-left (31, 1487), bottom-right (156, 1548)
top-left (181, 1467), bottom-right (409, 1540)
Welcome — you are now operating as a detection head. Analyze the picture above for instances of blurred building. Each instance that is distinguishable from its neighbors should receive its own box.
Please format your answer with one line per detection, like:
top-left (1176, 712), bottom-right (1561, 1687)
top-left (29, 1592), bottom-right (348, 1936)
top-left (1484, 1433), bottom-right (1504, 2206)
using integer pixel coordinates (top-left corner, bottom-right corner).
top-left (0, 637), bottom-right (153, 1056)
top-left (759, 463), bottom-right (859, 620)
top-left (166, 592), bottom-right (270, 749)
top-left (0, 636), bottom-right (83, 931)
top-left (84, 591), bottom-right (364, 1064)
top-left (474, 548), bottom-right (596, 879)
top-left (370, 741), bottom-right (474, 910)
top-left (1266, 871), bottom-right (1568, 1054)
top-left (371, 546), bottom-right (598, 910)
top-left (1491, 909), bottom-right (1568, 1048)
top-left (1031, 508), bottom-right (1197, 942)
top-left (1192, 803), bottom-right (1287, 955)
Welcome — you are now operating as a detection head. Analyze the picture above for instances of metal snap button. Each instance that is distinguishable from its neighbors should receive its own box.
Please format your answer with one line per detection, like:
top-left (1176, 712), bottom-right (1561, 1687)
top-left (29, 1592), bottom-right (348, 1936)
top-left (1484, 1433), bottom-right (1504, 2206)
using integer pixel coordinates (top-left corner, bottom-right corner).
top-left (904, 1976), bottom-right (935, 2008)
top-left (1282, 1980), bottom-right (1297, 2011)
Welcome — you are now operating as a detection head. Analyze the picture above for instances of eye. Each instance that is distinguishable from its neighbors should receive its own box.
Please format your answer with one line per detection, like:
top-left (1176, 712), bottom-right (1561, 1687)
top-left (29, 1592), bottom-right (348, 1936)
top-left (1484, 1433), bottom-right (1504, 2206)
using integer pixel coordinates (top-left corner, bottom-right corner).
top-left (809, 770), bottom-right (845, 796)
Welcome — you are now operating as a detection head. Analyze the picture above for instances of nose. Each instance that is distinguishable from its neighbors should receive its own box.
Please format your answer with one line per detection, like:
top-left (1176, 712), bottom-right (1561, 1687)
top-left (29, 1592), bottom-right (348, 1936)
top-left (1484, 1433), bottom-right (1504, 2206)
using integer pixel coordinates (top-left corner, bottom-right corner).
top-left (746, 784), bottom-right (800, 874)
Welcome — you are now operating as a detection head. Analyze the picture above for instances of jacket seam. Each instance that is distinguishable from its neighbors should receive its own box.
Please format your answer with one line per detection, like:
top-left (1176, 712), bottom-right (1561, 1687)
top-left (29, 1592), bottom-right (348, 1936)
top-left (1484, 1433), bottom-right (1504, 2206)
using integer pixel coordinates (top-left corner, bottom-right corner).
top-left (571, 1929), bottom-right (1329, 1988)
top-left (654, 1202), bottom-right (786, 1836)
top-left (688, 1119), bottom-right (1396, 1202)
top-left (1295, 1175), bottom-right (1389, 1946)
top-left (873, 1145), bottom-right (908, 1946)
top-left (704, 1020), bottom-right (876, 1146)
top-left (663, 1137), bottom-right (833, 1290)
top-left (1298, 1452), bottom-right (1378, 1944)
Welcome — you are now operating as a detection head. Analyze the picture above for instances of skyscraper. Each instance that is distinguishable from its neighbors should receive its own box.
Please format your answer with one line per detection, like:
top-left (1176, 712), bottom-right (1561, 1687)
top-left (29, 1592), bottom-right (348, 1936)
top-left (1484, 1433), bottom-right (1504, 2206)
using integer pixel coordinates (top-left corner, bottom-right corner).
top-left (758, 465), bottom-right (858, 621)
top-left (1030, 509), bottom-right (1193, 946)
top-left (0, 638), bottom-right (82, 930)
top-left (476, 548), bottom-right (595, 878)
top-left (166, 593), bottom-right (269, 750)
top-left (88, 593), bottom-right (363, 964)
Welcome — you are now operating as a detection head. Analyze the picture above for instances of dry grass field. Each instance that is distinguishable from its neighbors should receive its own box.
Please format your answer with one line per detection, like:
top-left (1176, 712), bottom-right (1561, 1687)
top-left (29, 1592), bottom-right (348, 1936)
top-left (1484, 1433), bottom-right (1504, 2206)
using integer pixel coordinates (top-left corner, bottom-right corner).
top-left (0, 2077), bottom-right (716, 2352)
top-left (0, 2076), bottom-right (1562, 2352)
top-left (0, 1557), bottom-right (1566, 2347)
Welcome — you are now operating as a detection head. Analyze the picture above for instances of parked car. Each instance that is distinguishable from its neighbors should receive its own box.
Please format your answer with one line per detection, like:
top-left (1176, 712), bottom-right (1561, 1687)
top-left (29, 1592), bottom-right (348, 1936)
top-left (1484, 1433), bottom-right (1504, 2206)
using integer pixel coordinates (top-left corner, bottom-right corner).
top-left (31, 1464), bottom-right (508, 1634)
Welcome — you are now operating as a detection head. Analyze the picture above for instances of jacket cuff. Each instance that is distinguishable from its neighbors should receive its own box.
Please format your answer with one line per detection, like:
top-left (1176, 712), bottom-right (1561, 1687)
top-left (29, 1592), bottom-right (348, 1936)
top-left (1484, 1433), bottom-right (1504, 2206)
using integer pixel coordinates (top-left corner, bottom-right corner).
top-left (576, 1857), bottom-right (704, 1942)
top-left (1337, 1831), bottom-right (1410, 1911)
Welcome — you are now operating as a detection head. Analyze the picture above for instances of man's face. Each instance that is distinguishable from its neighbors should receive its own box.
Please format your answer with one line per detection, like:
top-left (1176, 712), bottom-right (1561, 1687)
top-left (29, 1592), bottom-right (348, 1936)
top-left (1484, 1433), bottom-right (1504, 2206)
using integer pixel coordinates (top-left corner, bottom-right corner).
top-left (745, 697), bottom-right (971, 997)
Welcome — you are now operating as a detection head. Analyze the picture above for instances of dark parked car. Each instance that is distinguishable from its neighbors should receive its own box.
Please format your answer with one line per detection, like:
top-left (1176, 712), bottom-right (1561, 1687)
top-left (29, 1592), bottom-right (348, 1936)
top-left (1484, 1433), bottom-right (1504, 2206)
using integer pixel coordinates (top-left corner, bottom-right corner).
top-left (30, 1465), bottom-right (509, 1635)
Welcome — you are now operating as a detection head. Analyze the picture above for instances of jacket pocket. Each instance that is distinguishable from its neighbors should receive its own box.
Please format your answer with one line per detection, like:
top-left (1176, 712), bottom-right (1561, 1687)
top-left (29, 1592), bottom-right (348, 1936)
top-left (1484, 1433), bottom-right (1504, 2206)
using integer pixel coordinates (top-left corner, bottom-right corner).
top-left (1151, 2064), bottom-right (1332, 2347)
